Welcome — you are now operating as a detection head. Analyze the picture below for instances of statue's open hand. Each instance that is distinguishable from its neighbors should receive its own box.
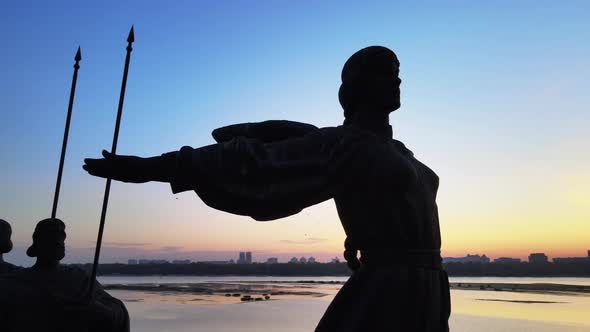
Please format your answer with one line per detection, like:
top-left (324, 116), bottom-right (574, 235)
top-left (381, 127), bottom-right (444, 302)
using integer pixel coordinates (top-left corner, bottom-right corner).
top-left (83, 150), bottom-right (150, 183)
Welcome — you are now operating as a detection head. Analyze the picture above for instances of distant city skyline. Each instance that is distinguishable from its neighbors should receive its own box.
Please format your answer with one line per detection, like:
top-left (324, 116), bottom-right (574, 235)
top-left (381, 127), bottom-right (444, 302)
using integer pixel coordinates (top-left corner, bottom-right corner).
top-left (5, 244), bottom-right (589, 266)
top-left (119, 249), bottom-right (590, 265)
top-left (122, 252), bottom-right (321, 265)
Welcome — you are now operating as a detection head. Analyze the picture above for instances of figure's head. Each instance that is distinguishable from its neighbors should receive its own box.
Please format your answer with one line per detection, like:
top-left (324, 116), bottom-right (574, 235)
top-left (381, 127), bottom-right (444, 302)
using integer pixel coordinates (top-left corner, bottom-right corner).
top-left (0, 219), bottom-right (13, 254)
top-left (26, 218), bottom-right (66, 263)
top-left (339, 46), bottom-right (401, 119)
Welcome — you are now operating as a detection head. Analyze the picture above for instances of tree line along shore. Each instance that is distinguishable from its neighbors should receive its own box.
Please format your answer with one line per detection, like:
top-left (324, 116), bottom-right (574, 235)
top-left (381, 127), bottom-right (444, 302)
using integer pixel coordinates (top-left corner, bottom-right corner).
top-left (71, 261), bottom-right (590, 277)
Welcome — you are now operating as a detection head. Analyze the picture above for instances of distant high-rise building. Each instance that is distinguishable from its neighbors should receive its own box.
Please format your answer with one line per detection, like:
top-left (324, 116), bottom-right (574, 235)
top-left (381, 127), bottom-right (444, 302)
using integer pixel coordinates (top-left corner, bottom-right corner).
top-left (128, 259), bottom-right (137, 265)
top-left (528, 253), bottom-right (548, 264)
top-left (237, 251), bottom-right (252, 264)
top-left (266, 257), bottom-right (279, 264)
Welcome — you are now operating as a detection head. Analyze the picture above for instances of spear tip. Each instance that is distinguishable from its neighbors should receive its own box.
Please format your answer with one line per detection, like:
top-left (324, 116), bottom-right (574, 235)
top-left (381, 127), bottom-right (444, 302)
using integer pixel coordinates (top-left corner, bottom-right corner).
top-left (127, 25), bottom-right (135, 43)
top-left (75, 46), bottom-right (82, 61)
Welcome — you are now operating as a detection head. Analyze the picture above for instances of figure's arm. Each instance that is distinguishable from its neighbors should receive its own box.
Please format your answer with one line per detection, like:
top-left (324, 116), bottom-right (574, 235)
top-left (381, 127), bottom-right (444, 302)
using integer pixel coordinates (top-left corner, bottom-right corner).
top-left (84, 127), bottom-right (352, 220)
top-left (83, 120), bottom-right (319, 184)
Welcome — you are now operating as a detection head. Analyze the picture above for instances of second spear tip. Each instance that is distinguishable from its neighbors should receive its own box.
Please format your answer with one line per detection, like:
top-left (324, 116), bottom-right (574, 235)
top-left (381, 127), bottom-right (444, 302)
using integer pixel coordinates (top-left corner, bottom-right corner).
top-left (75, 46), bottom-right (82, 61)
top-left (127, 25), bottom-right (135, 43)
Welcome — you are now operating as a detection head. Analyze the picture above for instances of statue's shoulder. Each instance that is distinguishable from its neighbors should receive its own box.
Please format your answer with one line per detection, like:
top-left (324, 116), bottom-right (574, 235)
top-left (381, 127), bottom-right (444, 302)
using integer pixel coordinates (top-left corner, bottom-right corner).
top-left (212, 120), bottom-right (319, 143)
top-left (210, 120), bottom-right (373, 144)
top-left (58, 264), bottom-right (92, 281)
top-left (1, 266), bottom-right (32, 281)
top-left (0, 262), bottom-right (22, 274)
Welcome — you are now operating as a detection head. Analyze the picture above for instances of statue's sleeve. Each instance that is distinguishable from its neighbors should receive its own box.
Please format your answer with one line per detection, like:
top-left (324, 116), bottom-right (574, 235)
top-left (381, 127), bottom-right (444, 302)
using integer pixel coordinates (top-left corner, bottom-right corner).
top-left (168, 127), bottom-right (364, 221)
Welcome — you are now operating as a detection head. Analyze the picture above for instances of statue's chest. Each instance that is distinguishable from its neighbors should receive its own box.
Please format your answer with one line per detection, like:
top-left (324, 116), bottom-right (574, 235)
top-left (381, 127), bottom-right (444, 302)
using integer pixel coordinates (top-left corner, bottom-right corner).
top-left (375, 141), bottom-right (439, 195)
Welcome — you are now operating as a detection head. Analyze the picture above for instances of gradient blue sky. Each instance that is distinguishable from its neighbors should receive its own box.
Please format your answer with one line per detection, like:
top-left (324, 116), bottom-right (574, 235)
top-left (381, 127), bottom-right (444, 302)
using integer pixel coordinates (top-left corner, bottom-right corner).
top-left (1, 1), bottom-right (589, 265)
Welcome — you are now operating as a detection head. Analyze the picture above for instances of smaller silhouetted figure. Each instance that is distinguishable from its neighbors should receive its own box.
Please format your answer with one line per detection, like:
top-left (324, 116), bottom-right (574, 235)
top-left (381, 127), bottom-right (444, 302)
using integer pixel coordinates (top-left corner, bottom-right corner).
top-left (0, 218), bottom-right (129, 332)
top-left (0, 219), bottom-right (20, 274)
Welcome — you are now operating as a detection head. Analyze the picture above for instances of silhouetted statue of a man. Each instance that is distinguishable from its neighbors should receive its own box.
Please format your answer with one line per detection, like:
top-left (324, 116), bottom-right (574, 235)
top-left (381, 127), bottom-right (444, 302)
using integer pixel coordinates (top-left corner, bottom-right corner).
top-left (0, 218), bottom-right (129, 332)
top-left (83, 46), bottom-right (451, 331)
top-left (0, 219), bottom-right (20, 274)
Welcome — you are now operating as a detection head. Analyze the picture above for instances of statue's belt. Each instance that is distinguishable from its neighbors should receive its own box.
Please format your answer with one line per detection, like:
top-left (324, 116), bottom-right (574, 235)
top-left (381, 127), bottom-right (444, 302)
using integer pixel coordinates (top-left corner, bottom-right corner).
top-left (359, 249), bottom-right (443, 270)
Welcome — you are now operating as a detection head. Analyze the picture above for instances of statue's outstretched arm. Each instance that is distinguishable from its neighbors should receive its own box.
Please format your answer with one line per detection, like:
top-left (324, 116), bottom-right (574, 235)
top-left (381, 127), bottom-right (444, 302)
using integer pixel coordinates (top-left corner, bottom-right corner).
top-left (83, 126), bottom-right (360, 220)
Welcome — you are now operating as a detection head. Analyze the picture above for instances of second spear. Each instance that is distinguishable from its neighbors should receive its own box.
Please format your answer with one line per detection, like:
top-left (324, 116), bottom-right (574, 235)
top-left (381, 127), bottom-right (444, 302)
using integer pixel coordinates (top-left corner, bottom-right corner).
top-left (89, 26), bottom-right (135, 296)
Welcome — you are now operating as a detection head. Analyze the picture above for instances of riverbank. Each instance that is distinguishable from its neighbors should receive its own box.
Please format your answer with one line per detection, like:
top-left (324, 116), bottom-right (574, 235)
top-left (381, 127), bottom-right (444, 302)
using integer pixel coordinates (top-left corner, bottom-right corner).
top-left (104, 280), bottom-right (590, 297)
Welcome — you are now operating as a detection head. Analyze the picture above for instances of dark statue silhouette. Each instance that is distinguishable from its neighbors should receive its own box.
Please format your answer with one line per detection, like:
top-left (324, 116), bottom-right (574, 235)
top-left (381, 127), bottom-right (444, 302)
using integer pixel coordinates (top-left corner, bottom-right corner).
top-left (0, 218), bottom-right (130, 331)
top-left (0, 219), bottom-right (21, 274)
top-left (83, 46), bottom-right (451, 331)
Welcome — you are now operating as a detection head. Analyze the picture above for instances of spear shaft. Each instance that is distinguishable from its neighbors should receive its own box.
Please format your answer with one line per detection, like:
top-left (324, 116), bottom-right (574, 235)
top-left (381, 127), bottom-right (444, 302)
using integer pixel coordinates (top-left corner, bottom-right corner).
top-left (51, 47), bottom-right (82, 219)
top-left (89, 26), bottom-right (135, 295)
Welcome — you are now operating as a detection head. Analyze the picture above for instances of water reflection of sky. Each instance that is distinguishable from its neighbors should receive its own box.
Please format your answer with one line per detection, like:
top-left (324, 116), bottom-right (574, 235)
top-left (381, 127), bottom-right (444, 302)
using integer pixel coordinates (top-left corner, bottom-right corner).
top-left (452, 289), bottom-right (590, 326)
top-left (112, 288), bottom-right (590, 332)
top-left (104, 276), bottom-right (590, 331)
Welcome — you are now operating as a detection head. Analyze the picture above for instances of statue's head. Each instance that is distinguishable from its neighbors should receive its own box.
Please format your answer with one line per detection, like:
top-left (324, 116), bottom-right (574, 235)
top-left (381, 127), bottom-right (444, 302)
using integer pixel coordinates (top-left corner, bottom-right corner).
top-left (339, 46), bottom-right (401, 119)
top-left (0, 219), bottom-right (13, 254)
top-left (26, 218), bottom-right (66, 262)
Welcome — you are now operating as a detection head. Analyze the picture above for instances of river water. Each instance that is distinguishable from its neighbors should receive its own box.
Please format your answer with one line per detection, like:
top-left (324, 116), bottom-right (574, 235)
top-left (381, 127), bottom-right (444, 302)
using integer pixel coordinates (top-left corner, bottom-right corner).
top-left (99, 276), bottom-right (590, 331)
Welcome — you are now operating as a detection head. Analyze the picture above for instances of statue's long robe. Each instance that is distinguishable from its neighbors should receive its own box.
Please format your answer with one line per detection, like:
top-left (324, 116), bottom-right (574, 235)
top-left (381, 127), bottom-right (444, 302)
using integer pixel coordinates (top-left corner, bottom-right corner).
top-left (0, 265), bottom-right (129, 332)
top-left (170, 123), bottom-right (450, 331)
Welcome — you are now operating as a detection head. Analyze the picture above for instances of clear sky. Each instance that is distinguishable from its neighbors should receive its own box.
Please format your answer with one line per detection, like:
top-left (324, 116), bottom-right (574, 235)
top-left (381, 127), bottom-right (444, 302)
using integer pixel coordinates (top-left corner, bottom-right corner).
top-left (1, 1), bottom-right (589, 266)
